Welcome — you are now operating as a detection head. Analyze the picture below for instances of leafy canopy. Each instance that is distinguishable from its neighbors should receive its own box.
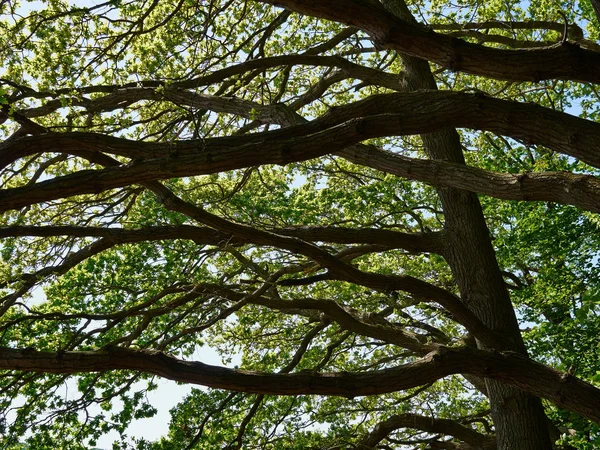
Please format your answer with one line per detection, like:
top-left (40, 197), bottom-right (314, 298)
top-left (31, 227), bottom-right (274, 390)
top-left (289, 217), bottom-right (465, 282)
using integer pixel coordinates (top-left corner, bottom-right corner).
top-left (1, 0), bottom-right (600, 449)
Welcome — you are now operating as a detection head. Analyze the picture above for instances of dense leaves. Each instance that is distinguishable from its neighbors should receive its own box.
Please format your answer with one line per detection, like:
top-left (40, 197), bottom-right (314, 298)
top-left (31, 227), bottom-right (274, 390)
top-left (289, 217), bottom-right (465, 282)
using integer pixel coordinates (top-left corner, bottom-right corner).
top-left (1, 0), bottom-right (600, 449)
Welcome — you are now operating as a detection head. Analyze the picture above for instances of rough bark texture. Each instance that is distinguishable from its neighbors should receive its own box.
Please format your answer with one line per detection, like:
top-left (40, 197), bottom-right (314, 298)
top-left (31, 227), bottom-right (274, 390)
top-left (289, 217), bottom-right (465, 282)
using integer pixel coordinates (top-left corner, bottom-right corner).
top-left (1, 346), bottom-right (599, 424)
top-left (259, 0), bottom-right (600, 83)
top-left (3, 92), bottom-right (600, 213)
top-left (381, 1), bottom-right (552, 448)
top-left (359, 413), bottom-right (497, 449)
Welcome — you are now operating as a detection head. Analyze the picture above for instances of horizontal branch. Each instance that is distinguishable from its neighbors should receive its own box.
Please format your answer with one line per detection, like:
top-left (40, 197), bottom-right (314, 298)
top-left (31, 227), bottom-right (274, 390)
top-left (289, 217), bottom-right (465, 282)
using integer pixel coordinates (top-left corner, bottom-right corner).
top-left (1, 345), bottom-right (599, 424)
top-left (150, 190), bottom-right (501, 349)
top-left (0, 225), bottom-right (445, 253)
top-left (18, 56), bottom-right (404, 118)
top-left (317, 91), bottom-right (600, 169)
top-left (257, 0), bottom-right (600, 83)
top-left (2, 91), bottom-right (600, 213)
top-left (338, 146), bottom-right (600, 213)
top-left (0, 238), bottom-right (115, 316)
top-left (359, 413), bottom-right (496, 449)
top-left (271, 226), bottom-right (446, 254)
top-left (430, 19), bottom-right (581, 34)
top-left (0, 224), bottom-right (237, 244)
top-left (7, 27), bottom-right (357, 102)
top-left (186, 283), bottom-right (438, 352)
top-left (250, 295), bottom-right (436, 352)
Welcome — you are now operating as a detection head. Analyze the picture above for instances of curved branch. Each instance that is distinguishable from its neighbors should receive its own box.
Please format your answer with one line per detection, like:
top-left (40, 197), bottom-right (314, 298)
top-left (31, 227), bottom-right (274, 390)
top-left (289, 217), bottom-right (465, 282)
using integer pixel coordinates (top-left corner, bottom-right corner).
top-left (272, 226), bottom-right (446, 254)
top-left (338, 146), bottom-right (600, 214)
top-left (150, 189), bottom-right (501, 350)
top-left (1, 346), bottom-right (599, 424)
top-left (0, 238), bottom-right (115, 316)
top-left (250, 295), bottom-right (436, 352)
top-left (9, 26), bottom-right (354, 101)
top-left (153, 283), bottom-right (441, 352)
top-left (15, 55), bottom-right (405, 123)
top-left (0, 224), bottom-right (238, 244)
top-left (257, 0), bottom-right (600, 83)
top-left (2, 91), bottom-right (600, 213)
top-left (0, 92), bottom-right (600, 216)
top-left (358, 413), bottom-right (495, 449)
top-left (0, 224), bottom-right (446, 253)
top-left (430, 20), bottom-right (582, 35)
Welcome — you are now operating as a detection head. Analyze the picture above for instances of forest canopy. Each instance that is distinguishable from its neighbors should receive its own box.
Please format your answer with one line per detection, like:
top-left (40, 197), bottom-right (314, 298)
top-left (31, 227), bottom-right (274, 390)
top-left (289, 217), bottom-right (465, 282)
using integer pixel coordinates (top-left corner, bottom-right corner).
top-left (1, 0), bottom-right (600, 448)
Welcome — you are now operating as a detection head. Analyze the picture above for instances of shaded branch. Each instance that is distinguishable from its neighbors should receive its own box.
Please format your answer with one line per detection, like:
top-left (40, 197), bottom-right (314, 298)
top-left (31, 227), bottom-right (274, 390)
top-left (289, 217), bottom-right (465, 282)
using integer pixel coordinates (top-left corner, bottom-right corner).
top-left (0, 225), bottom-right (444, 254)
top-left (17, 56), bottom-right (404, 119)
top-left (358, 413), bottom-right (495, 449)
top-left (1, 345), bottom-right (599, 424)
top-left (338, 146), bottom-right (600, 214)
top-left (273, 226), bottom-right (446, 254)
top-left (0, 238), bottom-right (116, 316)
top-left (0, 225), bottom-right (240, 244)
top-left (249, 295), bottom-right (437, 353)
top-left (3, 91), bottom-right (600, 213)
top-left (257, 0), bottom-right (600, 83)
top-left (150, 189), bottom-right (502, 350)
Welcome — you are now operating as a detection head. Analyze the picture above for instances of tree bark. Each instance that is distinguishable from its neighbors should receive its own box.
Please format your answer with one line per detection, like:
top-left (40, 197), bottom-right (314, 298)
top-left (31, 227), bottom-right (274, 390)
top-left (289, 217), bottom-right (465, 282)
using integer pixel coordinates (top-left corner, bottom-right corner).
top-left (258, 0), bottom-right (600, 83)
top-left (358, 413), bottom-right (496, 449)
top-left (2, 346), bottom-right (599, 424)
top-left (380, 1), bottom-right (552, 448)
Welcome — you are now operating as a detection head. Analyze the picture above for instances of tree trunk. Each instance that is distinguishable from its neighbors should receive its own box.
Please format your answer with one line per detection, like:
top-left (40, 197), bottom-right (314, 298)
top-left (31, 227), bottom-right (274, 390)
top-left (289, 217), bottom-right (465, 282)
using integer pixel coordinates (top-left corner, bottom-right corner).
top-left (382, 1), bottom-right (553, 448)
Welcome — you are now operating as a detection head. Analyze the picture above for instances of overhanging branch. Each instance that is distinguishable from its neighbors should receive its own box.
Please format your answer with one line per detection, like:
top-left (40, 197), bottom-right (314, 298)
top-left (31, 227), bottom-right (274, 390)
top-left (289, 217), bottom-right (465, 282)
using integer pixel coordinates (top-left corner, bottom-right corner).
top-left (358, 413), bottom-right (496, 449)
top-left (2, 91), bottom-right (600, 213)
top-left (338, 146), bottom-right (600, 214)
top-left (1, 346), bottom-right (599, 424)
top-left (257, 0), bottom-right (600, 83)
top-left (2, 90), bottom-right (599, 213)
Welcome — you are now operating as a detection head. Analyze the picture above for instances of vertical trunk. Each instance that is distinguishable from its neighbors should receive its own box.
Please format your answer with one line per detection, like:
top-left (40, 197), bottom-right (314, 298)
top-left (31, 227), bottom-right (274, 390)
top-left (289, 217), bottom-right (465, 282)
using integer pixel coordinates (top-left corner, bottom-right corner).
top-left (381, 1), bottom-right (553, 448)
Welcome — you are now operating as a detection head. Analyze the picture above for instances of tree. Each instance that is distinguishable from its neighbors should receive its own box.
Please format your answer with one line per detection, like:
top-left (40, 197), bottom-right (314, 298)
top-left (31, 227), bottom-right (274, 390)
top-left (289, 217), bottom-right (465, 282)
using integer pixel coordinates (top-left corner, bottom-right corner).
top-left (1, 0), bottom-right (600, 448)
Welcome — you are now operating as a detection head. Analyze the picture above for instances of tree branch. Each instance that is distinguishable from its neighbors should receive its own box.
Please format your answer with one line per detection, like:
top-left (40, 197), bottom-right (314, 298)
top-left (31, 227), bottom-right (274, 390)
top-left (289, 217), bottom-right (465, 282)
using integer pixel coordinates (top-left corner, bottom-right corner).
top-left (1, 346), bottom-right (599, 424)
top-left (3, 91), bottom-right (600, 213)
top-left (358, 413), bottom-right (495, 449)
top-left (338, 146), bottom-right (600, 214)
top-left (256, 0), bottom-right (600, 83)
top-left (0, 224), bottom-right (446, 254)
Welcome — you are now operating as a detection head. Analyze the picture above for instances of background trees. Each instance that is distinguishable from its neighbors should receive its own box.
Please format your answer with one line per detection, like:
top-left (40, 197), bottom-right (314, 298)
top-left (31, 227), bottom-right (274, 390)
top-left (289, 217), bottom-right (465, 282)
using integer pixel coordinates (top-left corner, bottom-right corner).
top-left (1, 0), bottom-right (600, 448)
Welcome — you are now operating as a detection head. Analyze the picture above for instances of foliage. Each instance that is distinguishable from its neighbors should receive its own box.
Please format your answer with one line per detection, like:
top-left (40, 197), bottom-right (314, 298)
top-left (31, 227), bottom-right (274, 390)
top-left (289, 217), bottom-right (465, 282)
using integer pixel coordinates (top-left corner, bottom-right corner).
top-left (1, 0), bottom-right (600, 448)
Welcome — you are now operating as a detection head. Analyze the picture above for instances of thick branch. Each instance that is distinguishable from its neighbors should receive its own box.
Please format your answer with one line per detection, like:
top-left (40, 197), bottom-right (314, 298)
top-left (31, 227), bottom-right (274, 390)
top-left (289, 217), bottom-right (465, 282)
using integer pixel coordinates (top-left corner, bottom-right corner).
top-left (0, 225), bottom-right (239, 244)
top-left (250, 295), bottom-right (437, 352)
top-left (1, 346), bottom-right (599, 424)
top-left (0, 225), bottom-right (445, 253)
top-left (257, 0), bottom-right (600, 83)
top-left (150, 190), bottom-right (501, 349)
top-left (338, 146), bottom-right (600, 214)
top-left (272, 226), bottom-right (446, 254)
top-left (3, 91), bottom-right (600, 212)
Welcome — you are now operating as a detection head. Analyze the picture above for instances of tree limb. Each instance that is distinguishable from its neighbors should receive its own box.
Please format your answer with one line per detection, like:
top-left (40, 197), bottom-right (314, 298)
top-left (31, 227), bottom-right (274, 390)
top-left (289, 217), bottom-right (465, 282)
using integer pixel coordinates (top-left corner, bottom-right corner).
top-left (1, 345), bottom-right (599, 424)
top-left (256, 0), bottom-right (600, 83)
top-left (358, 413), bottom-right (496, 449)
top-left (3, 91), bottom-right (600, 213)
